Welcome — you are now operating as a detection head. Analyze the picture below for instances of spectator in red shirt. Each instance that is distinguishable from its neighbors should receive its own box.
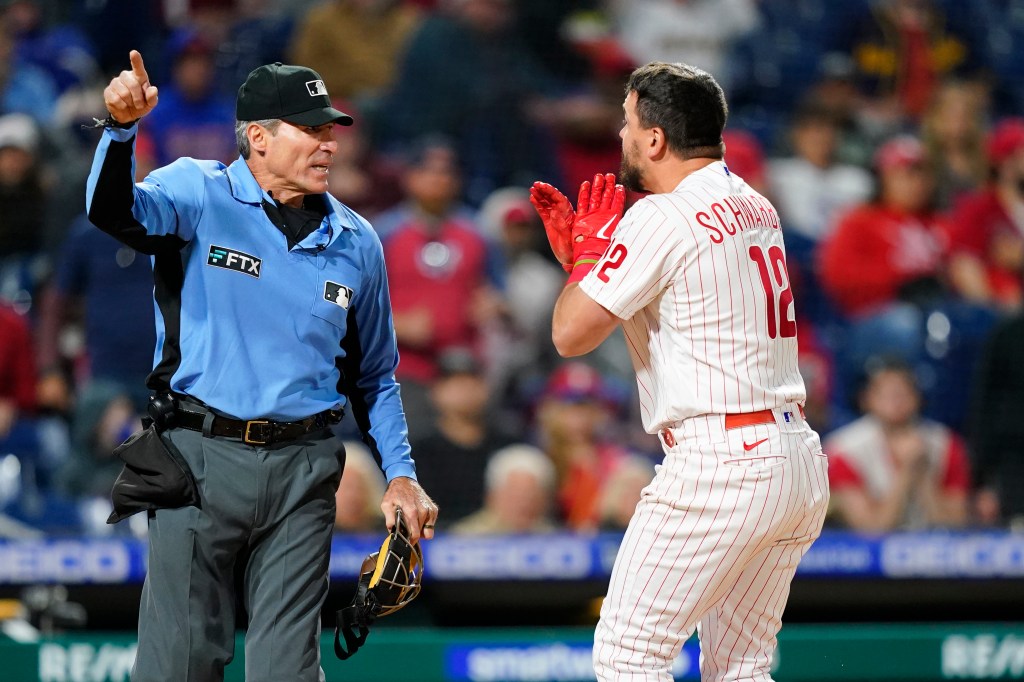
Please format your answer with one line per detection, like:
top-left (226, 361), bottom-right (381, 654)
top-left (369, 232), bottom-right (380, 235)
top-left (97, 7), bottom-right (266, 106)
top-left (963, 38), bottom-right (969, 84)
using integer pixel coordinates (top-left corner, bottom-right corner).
top-left (946, 118), bottom-right (1024, 311)
top-left (0, 302), bottom-right (35, 442)
top-left (534, 362), bottom-right (629, 532)
top-left (825, 358), bottom-right (970, 531)
top-left (378, 136), bottom-right (505, 437)
top-left (819, 135), bottom-right (949, 318)
top-left (0, 301), bottom-right (56, 499)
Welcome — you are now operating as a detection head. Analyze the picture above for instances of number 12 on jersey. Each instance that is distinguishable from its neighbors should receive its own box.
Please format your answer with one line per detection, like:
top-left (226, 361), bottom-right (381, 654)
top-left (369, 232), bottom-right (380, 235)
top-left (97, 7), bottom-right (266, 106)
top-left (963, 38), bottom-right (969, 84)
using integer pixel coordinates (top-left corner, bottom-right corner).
top-left (597, 244), bottom-right (628, 283)
top-left (749, 244), bottom-right (796, 339)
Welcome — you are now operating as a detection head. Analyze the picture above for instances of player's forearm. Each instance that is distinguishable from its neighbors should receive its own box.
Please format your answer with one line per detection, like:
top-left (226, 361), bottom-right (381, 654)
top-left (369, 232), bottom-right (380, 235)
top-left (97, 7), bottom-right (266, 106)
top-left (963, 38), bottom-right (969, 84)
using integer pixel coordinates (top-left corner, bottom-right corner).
top-left (552, 284), bottom-right (584, 356)
top-left (551, 284), bottom-right (616, 357)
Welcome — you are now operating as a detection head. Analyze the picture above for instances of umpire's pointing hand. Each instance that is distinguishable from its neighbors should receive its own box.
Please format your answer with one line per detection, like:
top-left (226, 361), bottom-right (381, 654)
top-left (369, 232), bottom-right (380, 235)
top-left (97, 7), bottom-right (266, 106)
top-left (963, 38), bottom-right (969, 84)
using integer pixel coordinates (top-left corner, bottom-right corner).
top-left (104, 50), bottom-right (159, 124)
top-left (381, 477), bottom-right (438, 543)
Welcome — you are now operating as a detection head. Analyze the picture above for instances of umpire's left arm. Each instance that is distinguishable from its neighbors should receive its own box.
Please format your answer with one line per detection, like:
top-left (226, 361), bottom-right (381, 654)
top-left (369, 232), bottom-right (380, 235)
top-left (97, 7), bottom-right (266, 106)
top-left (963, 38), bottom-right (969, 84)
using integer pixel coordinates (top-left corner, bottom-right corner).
top-left (339, 220), bottom-right (438, 542)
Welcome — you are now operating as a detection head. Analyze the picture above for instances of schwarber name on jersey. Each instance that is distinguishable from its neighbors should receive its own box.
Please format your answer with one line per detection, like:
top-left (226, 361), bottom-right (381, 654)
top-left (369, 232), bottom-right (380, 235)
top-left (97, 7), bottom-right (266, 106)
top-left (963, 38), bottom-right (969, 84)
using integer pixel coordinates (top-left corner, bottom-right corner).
top-left (579, 161), bottom-right (806, 433)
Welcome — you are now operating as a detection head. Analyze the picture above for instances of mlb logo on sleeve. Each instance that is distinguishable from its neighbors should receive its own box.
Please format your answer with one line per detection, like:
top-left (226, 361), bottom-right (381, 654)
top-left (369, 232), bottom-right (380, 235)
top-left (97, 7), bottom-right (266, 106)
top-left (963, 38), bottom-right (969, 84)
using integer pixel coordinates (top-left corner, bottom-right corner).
top-left (324, 281), bottom-right (353, 309)
top-left (306, 80), bottom-right (328, 97)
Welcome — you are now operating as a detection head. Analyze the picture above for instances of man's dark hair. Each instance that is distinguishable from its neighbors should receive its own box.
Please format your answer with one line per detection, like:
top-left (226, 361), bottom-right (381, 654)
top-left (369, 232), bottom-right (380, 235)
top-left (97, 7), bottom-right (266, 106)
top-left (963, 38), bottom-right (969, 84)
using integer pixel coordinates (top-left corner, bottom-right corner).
top-left (625, 62), bottom-right (727, 159)
top-left (404, 133), bottom-right (461, 171)
top-left (790, 96), bottom-right (842, 129)
top-left (860, 354), bottom-right (920, 394)
top-left (846, 354), bottom-right (922, 413)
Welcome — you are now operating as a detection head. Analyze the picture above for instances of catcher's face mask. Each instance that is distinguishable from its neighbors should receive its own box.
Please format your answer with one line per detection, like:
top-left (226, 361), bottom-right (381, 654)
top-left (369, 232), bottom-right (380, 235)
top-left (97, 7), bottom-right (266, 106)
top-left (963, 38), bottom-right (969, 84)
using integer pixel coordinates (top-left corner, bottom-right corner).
top-left (334, 508), bottom-right (424, 659)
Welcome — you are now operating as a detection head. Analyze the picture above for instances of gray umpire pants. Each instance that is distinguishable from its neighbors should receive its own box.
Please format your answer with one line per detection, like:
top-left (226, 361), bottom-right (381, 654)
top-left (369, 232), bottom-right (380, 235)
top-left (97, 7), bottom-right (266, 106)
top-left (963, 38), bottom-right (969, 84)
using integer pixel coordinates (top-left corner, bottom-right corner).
top-left (131, 425), bottom-right (345, 682)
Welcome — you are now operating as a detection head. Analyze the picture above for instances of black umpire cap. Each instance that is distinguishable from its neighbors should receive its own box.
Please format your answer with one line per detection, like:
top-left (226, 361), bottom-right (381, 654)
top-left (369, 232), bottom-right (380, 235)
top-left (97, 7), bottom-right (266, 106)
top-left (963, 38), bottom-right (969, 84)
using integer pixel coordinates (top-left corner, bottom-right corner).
top-left (236, 62), bottom-right (353, 127)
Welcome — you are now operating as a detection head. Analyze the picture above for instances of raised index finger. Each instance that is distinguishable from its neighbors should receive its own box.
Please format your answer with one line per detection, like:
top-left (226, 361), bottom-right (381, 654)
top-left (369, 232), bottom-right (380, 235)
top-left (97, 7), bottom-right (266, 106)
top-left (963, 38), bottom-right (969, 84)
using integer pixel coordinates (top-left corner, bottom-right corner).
top-left (129, 50), bottom-right (149, 85)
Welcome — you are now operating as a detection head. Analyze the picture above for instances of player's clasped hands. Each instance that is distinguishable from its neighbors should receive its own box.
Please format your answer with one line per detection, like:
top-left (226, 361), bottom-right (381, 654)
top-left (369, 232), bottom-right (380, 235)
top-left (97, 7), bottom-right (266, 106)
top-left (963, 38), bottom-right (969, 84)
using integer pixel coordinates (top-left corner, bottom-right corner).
top-left (573, 173), bottom-right (626, 243)
top-left (103, 50), bottom-right (159, 125)
top-left (530, 180), bottom-right (576, 271)
top-left (530, 173), bottom-right (626, 272)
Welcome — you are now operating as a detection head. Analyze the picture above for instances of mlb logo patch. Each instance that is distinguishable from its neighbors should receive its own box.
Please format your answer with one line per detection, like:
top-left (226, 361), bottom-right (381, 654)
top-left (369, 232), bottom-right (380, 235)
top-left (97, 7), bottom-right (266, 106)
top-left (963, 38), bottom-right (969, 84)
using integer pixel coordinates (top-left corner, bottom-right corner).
top-left (306, 80), bottom-right (328, 97)
top-left (324, 281), bottom-right (353, 309)
top-left (783, 411), bottom-right (793, 423)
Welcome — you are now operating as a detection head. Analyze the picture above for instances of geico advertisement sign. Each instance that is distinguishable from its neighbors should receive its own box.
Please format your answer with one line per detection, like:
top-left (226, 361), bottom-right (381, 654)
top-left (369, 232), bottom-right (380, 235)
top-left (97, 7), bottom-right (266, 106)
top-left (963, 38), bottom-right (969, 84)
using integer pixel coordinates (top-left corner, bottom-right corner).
top-left (429, 537), bottom-right (594, 579)
top-left (0, 541), bottom-right (132, 584)
top-left (38, 642), bottom-right (136, 682)
top-left (882, 535), bottom-right (1024, 578)
top-left (943, 634), bottom-right (1024, 679)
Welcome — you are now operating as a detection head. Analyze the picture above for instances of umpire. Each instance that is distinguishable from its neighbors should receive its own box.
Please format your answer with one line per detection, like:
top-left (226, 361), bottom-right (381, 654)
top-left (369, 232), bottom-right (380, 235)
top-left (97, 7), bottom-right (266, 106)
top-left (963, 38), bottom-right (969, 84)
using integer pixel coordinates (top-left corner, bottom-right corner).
top-left (87, 51), bottom-right (438, 682)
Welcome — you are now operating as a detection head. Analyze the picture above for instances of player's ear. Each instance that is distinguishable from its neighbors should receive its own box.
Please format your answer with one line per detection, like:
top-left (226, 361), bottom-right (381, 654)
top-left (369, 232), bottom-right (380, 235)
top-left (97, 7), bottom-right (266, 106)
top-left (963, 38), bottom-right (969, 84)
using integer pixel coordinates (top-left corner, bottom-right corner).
top-left (647, 127), bottom-right (666, 159)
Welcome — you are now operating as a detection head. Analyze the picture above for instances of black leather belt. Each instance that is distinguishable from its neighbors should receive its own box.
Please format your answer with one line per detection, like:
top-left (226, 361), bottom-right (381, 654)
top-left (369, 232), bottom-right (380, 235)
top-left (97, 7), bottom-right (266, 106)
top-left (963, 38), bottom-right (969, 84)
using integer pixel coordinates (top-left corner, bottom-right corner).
top-left (175, 405), bottom-right (344, 445)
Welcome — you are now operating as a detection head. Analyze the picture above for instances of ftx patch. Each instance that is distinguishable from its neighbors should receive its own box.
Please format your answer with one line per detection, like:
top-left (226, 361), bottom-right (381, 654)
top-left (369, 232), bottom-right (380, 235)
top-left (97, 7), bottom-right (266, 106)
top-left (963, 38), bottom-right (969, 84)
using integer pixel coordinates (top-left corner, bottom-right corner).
top-left (208, 245), bottom-right (261, 278)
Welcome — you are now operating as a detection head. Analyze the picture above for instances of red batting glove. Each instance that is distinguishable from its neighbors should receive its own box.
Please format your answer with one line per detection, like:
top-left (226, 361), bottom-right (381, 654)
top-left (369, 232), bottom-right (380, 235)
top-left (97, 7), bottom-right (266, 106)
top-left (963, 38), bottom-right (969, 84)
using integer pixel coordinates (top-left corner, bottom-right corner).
top-left (529, 181), bottom-right (575, 273)
top-left (567, 173), bottom-right (626, 284)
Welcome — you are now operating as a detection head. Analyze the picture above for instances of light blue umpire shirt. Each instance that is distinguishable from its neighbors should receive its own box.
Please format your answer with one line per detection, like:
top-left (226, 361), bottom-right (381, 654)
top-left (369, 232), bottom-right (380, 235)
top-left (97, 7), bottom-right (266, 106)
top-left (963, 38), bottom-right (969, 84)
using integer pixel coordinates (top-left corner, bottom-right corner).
top-left (85, 124), bottom-right (415, 481)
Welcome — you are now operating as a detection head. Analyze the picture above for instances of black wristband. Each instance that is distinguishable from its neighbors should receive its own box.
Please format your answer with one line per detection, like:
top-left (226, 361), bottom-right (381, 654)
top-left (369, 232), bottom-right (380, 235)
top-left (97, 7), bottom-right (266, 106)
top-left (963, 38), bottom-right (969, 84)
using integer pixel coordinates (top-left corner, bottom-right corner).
top-left (81, 115), bottom-right (140, 131)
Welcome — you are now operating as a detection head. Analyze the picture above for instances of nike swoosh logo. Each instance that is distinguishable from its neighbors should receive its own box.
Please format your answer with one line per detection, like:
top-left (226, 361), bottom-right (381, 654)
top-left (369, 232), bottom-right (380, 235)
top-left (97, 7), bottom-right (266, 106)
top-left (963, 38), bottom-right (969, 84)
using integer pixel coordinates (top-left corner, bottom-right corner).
top-left (596, 215), bottom-right (617, 239)
top-left (743, 438), bottom-right (769, 451)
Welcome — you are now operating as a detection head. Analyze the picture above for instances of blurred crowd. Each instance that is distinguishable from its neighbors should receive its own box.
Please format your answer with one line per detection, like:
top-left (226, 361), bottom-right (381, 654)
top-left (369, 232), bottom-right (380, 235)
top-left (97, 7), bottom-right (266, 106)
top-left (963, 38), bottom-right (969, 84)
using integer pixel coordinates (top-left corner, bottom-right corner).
top-left (1, 0), bottom-right (1024, 540)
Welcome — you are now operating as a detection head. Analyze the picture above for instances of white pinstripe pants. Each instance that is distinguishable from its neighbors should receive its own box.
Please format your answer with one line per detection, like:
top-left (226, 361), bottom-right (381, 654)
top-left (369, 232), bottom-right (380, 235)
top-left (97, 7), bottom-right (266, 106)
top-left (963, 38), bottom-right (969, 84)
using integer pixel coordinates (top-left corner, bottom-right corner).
top-left (593, 405), bottom-right (829, 682)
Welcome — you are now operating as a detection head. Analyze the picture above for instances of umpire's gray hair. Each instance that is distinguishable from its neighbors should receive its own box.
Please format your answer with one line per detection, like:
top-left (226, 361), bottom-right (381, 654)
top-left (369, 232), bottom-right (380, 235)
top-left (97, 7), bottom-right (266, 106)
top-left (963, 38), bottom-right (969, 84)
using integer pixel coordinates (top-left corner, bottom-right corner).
top-left (235, 119), bottom-right (282, 159)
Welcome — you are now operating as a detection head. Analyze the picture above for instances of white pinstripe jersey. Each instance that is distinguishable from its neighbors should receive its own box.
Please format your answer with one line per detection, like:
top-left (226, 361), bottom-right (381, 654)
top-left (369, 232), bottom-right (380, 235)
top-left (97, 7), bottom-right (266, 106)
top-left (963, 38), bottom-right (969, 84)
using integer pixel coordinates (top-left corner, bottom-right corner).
top-left (579, 161), bottom-right (806, 433)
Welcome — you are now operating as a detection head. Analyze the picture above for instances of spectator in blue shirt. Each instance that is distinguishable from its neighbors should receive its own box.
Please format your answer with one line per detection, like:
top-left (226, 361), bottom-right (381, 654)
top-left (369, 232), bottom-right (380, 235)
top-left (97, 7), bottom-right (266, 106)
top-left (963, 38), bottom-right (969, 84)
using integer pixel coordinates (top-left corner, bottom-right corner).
top-left (40, 132), bottom-right (159, 503)
top-left (4, 0), bottom-right (100, 95)
top-left (87, 51), bottom-right (437, 681)
top-left (0, 25), bottom-right (58, 123)
top-left (143, 29), bottom-right (236, 165)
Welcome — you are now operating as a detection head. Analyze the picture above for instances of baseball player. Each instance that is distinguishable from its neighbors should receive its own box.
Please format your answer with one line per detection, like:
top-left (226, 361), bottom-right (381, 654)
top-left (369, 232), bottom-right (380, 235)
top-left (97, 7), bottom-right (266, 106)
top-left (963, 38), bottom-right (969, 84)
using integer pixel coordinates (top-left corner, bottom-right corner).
top-left (531, 62), bottom-right (830, 681)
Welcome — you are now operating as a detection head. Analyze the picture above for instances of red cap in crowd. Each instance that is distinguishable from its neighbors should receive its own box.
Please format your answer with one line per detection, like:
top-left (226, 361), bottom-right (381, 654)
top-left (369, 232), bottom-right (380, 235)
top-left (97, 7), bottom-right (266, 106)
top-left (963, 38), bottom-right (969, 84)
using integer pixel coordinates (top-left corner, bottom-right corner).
top-left (502, 204), bottom-right (532, 225)
top-left (722, 130), bottom-right (765, 186)
top-left (874, 135), bottom-right (927, 171)
top-left (544, 363), bottom-right (609, 404)
top-left (986, 118), bottom-right (1024, 167)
